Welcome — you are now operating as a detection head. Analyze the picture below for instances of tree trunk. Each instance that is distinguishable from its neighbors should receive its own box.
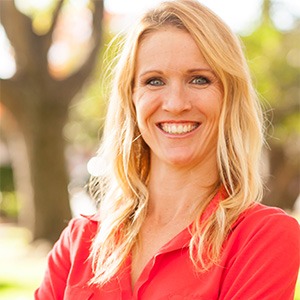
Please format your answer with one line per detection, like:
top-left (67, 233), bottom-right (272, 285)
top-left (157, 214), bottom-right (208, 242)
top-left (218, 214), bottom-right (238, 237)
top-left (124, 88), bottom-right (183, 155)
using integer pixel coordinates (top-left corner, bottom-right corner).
top-left (21, 102), bottom-right (71, 243)
top-left (0, 0), bottom-right (104, 243)
top-left (263, 143), bottom-right (300, 211)
top-left (1, 110), bottom-right (34, 228)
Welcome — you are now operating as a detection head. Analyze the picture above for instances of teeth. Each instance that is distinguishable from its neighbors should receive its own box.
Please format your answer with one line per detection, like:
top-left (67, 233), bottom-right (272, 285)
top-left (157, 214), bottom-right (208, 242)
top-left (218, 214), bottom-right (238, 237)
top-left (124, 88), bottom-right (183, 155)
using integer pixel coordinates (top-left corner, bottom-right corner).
top-left (160, 123), bottom-right (198, 134)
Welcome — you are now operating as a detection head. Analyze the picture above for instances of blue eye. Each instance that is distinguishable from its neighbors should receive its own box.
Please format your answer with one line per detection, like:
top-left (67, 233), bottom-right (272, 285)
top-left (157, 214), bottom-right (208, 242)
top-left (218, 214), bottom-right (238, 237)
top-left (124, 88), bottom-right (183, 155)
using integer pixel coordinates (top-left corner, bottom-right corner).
top-left (191, 76), bottom-right (210, 85)
top-left (147, 78), bottom-right (164, 86)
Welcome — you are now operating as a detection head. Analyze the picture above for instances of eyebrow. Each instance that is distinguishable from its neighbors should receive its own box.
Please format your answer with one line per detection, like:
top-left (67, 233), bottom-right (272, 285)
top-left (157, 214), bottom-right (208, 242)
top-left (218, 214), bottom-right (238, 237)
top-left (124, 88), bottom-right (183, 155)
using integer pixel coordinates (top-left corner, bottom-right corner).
top-left (188, 68), bottom-right (214, 73)
top-left (138, 70), bottom-right (164, 78)
top-left (138, 68), bottom-right (214, 77)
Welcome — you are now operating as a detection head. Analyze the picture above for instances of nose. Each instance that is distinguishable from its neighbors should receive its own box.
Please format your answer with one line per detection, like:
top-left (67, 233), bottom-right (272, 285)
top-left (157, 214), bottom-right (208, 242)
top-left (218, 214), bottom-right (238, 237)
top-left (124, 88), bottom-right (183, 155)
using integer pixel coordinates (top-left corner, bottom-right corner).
top-left (161, 84), bottom-right (192, 114)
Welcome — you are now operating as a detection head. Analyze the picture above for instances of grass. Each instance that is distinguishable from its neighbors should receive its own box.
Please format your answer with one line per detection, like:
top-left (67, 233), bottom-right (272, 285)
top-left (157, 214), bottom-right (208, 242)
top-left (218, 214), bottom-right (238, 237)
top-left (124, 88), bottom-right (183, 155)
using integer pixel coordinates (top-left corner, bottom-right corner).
top-left (0, 221), bottom-right (299, 299)
top-left (296, 286), bottom-right (300, 300)
top-left (0, 223), bottom-right (50, 300)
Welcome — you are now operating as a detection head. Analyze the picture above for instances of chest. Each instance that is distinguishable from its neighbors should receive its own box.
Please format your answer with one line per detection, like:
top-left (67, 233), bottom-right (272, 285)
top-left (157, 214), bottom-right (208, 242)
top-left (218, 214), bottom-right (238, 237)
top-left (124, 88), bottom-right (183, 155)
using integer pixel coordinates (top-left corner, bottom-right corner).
top-left (131, 220), bottom-right (192, 287)
top-left (64, 226), bottom-right (227, 300)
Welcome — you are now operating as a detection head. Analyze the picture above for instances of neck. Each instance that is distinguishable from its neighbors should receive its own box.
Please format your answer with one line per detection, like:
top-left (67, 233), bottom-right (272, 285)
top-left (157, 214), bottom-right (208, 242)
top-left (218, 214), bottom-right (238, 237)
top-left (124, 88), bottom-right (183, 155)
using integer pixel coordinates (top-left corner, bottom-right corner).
top-left (146, 157), bottom-right (219, 223)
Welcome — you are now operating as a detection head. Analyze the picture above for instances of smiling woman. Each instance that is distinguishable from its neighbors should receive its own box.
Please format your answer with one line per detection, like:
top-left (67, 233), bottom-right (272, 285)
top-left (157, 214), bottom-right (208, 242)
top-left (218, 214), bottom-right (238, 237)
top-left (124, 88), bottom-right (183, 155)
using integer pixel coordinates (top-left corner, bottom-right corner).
top-left (35, 0), bottom-right (300, 299)
top-left (133, 28), bottom-right (222, 169)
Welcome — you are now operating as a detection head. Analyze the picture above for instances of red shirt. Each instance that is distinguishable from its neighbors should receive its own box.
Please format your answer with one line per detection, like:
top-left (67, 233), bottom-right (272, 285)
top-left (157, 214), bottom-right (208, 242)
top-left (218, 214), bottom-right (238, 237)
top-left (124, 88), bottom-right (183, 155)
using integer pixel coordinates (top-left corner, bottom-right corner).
top-left (35, 200), bottom-right (300, 299)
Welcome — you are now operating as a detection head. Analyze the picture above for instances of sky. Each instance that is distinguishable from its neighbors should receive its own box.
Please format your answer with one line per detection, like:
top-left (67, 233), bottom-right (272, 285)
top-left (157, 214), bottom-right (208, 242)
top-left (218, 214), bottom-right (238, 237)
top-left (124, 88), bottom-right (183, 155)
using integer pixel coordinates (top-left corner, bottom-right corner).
top-left (104, 0), bottom-right (300, 33)
top-left (105, 0), bottom-right (260, 33)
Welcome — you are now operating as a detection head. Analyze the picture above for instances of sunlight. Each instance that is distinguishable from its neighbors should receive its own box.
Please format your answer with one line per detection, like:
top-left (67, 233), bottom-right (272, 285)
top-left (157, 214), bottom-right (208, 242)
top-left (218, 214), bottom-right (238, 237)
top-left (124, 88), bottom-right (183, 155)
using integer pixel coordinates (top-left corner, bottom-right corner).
top-left (0, 26), bottom-right (16, 79)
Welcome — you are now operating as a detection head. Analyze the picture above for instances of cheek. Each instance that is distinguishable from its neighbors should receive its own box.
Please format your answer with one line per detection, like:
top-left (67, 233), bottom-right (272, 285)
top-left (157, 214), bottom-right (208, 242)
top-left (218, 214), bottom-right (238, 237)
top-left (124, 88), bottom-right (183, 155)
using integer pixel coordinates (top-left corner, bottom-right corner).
top-left (205, 91), bottom-right (222, 117)
top-left (134, 91), bottom-right (160, 123)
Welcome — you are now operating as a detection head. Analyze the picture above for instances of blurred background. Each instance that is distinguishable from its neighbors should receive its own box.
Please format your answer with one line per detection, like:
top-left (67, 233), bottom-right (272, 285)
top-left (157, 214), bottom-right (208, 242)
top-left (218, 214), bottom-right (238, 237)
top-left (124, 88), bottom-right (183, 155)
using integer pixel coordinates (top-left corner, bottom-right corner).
top-left (0, 0), bottom-right (299, 298)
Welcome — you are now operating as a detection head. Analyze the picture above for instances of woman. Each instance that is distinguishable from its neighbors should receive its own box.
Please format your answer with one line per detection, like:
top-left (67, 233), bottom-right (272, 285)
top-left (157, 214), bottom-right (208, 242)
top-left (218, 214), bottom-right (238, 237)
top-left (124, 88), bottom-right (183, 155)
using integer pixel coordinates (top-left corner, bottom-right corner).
top-left (35, 0), bottom-right (300, 299)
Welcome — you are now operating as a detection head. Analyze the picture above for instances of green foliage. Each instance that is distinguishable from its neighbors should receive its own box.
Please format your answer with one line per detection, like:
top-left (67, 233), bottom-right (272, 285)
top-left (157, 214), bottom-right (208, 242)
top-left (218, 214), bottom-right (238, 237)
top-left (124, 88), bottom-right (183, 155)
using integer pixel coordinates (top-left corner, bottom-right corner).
top-left (296, 285), bottom-right (300, 300)
top-left (242, 17), bottom-right (300, 209)
top-left (242, 20), bottom-right (300, 143)
top-left (0, 166), bottom-right (19, 219)
top-left (0, 192), bottom-right (19, 220)
top-left (65, 30), bottom-right (124, 149)
top-left (0, 166), bottom-right (14, 192)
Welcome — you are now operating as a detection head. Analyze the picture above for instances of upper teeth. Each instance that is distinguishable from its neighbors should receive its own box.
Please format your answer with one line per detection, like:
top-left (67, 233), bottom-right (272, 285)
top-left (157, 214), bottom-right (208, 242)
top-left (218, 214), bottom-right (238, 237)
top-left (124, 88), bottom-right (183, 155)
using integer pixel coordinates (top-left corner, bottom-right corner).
top-left (160, 123), bottom-right (198, 134)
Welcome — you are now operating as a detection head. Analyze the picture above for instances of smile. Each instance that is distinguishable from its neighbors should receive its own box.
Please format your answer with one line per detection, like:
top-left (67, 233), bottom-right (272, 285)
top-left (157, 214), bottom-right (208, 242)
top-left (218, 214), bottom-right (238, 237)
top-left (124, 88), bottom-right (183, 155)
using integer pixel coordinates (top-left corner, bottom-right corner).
top-left (159, 122), bottom-right (200, 135)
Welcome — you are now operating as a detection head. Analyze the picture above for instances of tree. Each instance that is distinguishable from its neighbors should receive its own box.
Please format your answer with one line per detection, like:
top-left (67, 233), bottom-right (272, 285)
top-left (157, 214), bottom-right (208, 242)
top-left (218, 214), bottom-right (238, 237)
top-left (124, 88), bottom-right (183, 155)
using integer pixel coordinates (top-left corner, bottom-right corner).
top-left (242, 0), bottom-right (300, 210)
top-left (0, 0), bottom-right (104, 243)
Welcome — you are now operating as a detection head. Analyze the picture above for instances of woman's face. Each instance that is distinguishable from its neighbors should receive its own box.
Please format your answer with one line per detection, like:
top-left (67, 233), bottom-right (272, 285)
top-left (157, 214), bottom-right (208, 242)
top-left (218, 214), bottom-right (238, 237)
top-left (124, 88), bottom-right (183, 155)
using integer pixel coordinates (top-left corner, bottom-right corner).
top-left (133, 27), bottom-right (223, 169)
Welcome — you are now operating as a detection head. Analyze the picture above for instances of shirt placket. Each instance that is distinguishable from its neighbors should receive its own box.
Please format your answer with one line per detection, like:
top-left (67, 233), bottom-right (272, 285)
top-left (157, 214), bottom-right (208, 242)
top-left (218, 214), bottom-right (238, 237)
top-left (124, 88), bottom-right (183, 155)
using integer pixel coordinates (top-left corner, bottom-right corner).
top-left (132, 229), bottom-right (192, 299)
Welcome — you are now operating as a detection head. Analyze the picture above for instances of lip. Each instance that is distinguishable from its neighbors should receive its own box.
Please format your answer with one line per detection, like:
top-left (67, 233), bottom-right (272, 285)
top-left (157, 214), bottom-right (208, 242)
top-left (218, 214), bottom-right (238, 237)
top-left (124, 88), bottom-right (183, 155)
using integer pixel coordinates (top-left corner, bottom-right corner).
top-left (156, 121), bottom-right (201, 136)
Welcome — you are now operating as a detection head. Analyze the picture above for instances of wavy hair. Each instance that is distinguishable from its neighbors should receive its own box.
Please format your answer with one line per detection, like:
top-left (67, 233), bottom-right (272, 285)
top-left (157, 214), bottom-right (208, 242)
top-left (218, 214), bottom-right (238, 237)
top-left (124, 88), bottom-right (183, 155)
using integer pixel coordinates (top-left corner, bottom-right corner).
top-left (89, 0), bottom-right (265, 285)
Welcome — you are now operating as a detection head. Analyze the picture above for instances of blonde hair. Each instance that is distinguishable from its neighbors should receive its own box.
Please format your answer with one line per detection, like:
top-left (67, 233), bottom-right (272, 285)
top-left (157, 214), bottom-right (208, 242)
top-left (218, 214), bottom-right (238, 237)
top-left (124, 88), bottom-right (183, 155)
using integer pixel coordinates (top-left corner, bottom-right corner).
top-left (89, 0), bottom-right (265, 285)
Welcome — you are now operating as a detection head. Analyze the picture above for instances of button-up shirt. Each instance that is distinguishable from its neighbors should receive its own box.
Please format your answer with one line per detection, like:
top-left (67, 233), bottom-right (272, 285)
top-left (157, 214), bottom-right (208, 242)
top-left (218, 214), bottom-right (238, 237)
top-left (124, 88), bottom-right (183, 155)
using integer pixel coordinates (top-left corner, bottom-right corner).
top-left (35, 197), bottom-right (300, 299)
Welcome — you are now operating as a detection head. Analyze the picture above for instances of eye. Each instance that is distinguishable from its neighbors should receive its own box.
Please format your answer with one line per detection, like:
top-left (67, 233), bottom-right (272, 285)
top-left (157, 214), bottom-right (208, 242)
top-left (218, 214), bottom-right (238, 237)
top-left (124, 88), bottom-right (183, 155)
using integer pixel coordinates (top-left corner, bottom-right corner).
top-left (146, 78), bottom-right (164, 86)
top-left (191, 76), bottom-right (210, 85)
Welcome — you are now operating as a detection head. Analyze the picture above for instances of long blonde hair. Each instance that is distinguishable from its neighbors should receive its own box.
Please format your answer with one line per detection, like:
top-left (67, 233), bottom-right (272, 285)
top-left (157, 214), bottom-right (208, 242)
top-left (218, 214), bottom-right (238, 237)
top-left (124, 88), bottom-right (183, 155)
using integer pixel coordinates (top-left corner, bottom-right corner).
top-left (89, 0), bottom-right (265, 285)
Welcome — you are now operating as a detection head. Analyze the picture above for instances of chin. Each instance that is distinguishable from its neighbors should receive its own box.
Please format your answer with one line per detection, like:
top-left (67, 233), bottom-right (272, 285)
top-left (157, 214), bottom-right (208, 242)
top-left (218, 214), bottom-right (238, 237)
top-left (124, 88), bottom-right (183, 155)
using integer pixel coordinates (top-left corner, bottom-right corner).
top-left (164, 154), bottom-right (197, 167)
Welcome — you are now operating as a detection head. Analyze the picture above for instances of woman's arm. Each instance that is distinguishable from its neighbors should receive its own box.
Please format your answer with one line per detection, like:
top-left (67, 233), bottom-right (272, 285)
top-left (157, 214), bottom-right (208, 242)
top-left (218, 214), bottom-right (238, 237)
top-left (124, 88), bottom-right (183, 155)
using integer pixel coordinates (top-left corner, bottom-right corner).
top-left (34, 220), bottom-right (74, 300)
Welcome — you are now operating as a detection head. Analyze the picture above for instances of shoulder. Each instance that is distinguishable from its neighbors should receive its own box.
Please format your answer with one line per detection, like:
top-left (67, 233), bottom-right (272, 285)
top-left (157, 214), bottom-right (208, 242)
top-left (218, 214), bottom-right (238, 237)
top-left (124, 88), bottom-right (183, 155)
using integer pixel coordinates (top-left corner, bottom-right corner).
top-left (67, 213), bottom-right (99, 232)
top-left (63, 214), bottom-right (99, 251)
top-left (234, 203), bottom-right (299, 232)
top-left (220, 204), bottom-right (299, 299)
top-left (223, 203), bottom-right (300, 273)
top-left (230, 203), bottom-right (300, 250)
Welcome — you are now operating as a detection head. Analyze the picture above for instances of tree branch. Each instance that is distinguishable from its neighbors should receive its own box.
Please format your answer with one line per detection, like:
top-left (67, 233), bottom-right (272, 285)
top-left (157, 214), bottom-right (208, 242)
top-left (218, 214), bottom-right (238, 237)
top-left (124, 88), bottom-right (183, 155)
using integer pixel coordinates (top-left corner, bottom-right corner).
top-left (0, 1), bottom-right (38, 75)
top-left (56, 0), bottom-right (104, 100)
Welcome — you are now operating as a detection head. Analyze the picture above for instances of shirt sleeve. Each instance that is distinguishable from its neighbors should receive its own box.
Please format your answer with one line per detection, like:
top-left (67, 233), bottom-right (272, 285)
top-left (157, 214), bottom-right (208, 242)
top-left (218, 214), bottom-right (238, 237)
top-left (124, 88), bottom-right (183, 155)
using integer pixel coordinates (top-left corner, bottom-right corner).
top-left (34, 219), bottom-right (74, 300)
top-left (219, 207), bottom-right (300, 300)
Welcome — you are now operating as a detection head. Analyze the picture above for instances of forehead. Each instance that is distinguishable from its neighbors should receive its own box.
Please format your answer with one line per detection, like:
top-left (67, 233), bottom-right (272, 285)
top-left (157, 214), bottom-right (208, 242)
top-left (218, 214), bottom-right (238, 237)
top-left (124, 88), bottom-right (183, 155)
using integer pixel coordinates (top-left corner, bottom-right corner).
top-left (135, 27), bottom-right (210, 73)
